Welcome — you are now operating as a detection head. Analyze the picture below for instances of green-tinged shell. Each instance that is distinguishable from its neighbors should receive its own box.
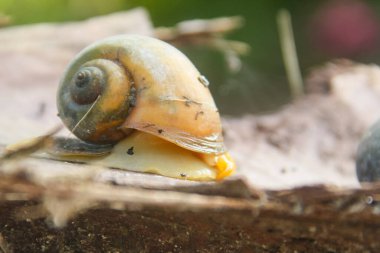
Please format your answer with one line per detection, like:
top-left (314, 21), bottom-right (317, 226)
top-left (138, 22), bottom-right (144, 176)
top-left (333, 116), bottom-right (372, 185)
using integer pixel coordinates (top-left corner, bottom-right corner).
top-left (57, 34), bottom-right (225, 154)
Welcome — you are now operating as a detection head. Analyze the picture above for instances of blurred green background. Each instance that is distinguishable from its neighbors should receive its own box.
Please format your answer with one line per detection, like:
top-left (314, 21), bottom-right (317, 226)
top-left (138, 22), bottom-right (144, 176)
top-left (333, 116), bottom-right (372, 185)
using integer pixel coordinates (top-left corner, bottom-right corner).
top-left (1, 0), bottom-right (380, 115)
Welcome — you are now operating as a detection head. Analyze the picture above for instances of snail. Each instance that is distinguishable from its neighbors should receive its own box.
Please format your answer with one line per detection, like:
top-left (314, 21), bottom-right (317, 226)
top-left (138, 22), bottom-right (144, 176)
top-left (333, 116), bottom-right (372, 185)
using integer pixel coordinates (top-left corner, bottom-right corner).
top-left (356, 120), bottom-right (380, 182)
top-left (50, 34), bottom-right (235, 181)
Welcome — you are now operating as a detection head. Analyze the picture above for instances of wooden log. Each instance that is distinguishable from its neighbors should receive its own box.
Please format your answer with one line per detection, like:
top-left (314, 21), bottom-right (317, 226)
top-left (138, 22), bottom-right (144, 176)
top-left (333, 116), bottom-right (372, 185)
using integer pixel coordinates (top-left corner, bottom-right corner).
top-left (0, 8), bottom-right (380, 252)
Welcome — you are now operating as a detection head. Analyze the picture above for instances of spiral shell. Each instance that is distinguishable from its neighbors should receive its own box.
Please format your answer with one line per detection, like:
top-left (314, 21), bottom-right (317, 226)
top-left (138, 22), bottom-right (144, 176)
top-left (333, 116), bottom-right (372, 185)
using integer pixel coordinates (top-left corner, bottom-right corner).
top-left (57, 34), bottom-right (224, 155)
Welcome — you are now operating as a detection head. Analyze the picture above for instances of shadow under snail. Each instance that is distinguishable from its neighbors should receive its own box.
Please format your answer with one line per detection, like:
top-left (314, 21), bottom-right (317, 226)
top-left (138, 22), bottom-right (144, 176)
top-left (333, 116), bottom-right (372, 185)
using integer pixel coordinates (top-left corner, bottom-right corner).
top-left (50, 34), bottom-right (235, 181)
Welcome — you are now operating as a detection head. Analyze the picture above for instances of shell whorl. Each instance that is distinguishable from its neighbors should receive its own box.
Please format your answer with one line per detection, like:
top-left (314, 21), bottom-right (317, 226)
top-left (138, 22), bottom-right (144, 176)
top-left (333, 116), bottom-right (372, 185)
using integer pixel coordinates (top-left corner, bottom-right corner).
top-left (57, 48), bottom-right (134, 144)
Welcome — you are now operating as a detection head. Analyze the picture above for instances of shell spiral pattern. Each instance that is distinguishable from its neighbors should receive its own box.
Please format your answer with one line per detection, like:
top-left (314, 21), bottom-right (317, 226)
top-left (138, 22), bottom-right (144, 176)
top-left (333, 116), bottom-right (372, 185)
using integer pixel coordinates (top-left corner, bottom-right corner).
top-left (57, 35), bottom-right (225, 154)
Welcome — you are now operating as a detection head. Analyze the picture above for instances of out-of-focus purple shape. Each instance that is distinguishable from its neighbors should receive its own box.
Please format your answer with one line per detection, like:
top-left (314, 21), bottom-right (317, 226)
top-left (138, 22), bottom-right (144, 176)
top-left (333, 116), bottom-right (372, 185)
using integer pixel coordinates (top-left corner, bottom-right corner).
top-left (310, 0), bottom-right (380, 57)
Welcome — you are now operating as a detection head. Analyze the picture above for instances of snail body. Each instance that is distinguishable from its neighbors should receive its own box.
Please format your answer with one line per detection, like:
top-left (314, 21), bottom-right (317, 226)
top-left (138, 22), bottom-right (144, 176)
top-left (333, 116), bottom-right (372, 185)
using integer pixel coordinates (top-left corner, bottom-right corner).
top-left (56, 35), bottom-right (235, 180)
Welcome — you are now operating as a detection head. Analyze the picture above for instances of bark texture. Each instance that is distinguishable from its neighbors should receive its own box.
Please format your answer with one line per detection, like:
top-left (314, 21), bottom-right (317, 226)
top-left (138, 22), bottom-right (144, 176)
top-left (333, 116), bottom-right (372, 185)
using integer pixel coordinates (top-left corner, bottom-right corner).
top-left (0, 8), bottom-right (380, 252)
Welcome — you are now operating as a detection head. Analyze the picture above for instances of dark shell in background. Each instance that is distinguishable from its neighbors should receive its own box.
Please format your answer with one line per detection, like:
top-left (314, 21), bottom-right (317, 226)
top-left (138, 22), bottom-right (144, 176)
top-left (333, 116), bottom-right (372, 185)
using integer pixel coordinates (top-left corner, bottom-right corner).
top-left (356, 120), bottom-right (380, 182)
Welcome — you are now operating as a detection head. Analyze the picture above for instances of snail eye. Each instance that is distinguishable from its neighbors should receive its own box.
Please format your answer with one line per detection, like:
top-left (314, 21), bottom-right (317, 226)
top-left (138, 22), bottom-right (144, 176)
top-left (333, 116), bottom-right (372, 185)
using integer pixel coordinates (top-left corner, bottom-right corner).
top-left (70, 67), bottom-right (105, 105)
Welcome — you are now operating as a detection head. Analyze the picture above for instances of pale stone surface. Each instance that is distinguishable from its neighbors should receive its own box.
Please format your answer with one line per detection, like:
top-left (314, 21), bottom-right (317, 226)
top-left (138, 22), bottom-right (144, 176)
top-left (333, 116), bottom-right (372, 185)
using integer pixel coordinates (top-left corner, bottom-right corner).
top-left (225, 63), bottom-right (380, 189)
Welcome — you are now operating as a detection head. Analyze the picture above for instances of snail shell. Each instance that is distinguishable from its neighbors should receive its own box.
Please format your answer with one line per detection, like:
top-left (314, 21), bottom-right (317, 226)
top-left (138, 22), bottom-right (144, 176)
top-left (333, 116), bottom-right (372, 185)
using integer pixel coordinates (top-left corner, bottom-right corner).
top-left (57, 34), bottom-right (224, 155)
top-left (356, 119), bottom-right (380, 182)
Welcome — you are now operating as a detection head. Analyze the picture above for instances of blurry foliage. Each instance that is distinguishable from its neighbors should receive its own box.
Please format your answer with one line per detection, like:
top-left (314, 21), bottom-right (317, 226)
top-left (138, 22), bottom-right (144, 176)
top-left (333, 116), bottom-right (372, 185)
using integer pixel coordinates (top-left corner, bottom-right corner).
top-left (0, 0), bottom-right (126, 23)
top-left (1, 0), bottom-right (380, 115)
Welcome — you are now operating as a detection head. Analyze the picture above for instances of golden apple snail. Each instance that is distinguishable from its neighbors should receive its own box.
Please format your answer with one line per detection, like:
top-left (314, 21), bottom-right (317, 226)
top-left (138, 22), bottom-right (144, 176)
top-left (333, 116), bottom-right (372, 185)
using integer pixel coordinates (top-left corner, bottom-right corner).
top-left (54, 34), bottom-right (235, 181)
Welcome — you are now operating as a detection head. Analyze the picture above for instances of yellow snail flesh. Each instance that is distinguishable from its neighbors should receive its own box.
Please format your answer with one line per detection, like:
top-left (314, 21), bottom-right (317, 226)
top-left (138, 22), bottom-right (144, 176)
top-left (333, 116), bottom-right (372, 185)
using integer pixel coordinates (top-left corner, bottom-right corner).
top-left (53, 34), bottom-right (235, 181)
